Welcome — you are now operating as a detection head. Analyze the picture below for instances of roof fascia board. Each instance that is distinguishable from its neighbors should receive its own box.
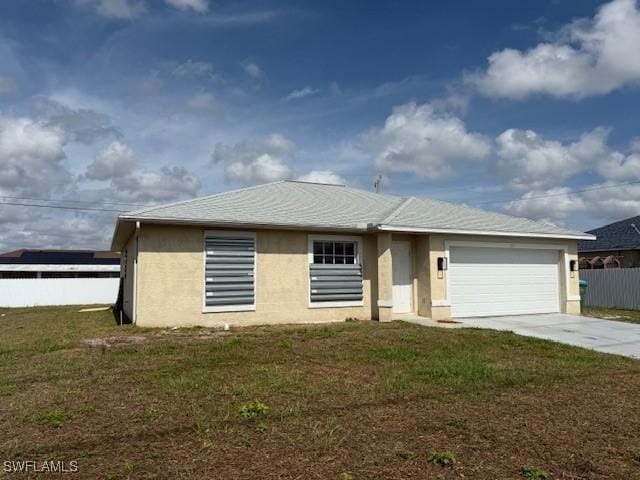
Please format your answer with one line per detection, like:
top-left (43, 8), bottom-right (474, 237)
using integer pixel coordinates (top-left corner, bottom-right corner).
top-left (376, 224), bottom-right (596, 241)
top-left (117, 216), bottom-right (371, 234)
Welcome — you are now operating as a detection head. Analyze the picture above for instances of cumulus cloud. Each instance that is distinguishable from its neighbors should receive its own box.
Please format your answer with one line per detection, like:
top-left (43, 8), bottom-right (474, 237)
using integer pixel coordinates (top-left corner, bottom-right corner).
top-left (286, 86), bottom-right (320, 100)
top-left (469, 0), bottom-right (640, 99)
top-left (85, 141), bottom-right (201, 202)
top-left (213, 133), bottom-right (294, 185)
top-left (505, 182), bottom-right (640, 225)
top-left (297, 170), bottom-right (345, 184)
top-left (362, 101), bottom-right (491, 180)
top-left (164, 0), bottom-right (208, 13)
top-left (38, 98), bottom-right (121, 144)
top-left (0, 116), bottom-right (71, 195)
top-left (495, 127), bottom-right (608, 189)
top-left (505, 187), bottom-right (586, 225)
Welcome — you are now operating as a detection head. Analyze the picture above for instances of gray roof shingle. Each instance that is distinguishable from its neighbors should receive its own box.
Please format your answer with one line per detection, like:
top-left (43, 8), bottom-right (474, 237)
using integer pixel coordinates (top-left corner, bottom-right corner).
top-left (118, 180), bottom-right (591, 240)
top-left (578, 215), bottom-right (640, 252)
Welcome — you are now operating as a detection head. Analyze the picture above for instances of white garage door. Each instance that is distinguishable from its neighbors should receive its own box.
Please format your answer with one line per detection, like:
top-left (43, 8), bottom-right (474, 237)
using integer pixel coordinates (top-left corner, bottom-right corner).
top-left (449, 246), bottom-right (561, 318)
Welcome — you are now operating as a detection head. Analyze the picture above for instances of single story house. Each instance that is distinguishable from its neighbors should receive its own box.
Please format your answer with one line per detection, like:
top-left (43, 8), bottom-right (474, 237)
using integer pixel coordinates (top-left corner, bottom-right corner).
top-left (578, 215), bottom-right (640, 268)
top-left (110, 181), bottom-right (594, 328)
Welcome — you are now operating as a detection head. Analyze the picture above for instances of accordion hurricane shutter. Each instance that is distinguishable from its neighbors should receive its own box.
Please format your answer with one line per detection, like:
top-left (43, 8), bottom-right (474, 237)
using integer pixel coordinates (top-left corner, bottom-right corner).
top-left (204, 235), bottom-right (255, 307)
top-left (309, 240), bottom-right (363, 303)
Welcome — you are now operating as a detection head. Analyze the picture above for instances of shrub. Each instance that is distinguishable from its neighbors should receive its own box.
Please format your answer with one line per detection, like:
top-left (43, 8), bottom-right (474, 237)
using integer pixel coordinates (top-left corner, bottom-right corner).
top-left (521, 465), bottom-right (550, 480)
top-left (428, 450), bottom-right (455, 467)
top-left (238, 400), bottom-right (269, 419)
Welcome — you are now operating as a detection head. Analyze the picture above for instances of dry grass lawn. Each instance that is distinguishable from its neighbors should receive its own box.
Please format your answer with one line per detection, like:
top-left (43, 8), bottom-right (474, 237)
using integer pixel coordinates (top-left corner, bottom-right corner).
top-left (1, 306), bottom-right (640, 479)
top-left (583, 306), bottom-right (640, 325)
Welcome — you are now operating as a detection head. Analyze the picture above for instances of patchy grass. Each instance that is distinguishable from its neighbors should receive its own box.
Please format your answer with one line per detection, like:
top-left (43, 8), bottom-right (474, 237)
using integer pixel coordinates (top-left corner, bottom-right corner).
top-left (0, 306), bottom-right (639, 479)
top-left (583, 306), bottom-right (640, 324)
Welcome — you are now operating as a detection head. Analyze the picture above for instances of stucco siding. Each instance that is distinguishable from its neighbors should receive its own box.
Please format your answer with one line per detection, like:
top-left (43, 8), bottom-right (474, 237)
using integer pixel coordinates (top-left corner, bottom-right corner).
top-left (135, 224), bottom-right (377, 328)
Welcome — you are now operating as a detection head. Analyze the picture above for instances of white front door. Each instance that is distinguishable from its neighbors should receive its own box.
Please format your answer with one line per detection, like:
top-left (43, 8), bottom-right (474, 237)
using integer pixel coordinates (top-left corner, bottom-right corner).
top-left (392, 241), bottom-right (413, 313)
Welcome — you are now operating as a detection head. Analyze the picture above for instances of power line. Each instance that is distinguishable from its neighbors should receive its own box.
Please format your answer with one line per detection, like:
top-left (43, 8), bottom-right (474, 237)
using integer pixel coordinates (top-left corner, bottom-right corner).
top-left (0, 201), bottom-right (126, 213)
top-left (0, 194), bottom-right (148, 208)
top-left (474, 180), bottom-right (640, 206)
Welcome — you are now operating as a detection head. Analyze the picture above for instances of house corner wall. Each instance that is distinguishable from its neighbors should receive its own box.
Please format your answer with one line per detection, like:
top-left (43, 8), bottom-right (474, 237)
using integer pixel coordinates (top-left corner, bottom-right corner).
top-left (376, 232), bottom-right (393, 322)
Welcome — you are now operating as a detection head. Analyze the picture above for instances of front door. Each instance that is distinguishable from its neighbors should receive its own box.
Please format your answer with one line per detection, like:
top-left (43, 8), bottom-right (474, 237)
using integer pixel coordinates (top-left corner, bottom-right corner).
top-left (391, 241), bottom-right (413, 313)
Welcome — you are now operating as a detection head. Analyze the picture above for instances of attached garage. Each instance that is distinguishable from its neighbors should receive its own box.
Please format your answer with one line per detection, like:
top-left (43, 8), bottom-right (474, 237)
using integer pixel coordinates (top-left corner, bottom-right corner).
top-left (449, 244), bottom-right (562, 318)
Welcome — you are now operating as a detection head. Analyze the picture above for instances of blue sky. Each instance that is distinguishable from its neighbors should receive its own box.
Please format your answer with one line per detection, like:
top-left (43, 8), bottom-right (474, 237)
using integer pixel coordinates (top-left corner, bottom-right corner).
top-left (0, 0), bottom-right (639, 250)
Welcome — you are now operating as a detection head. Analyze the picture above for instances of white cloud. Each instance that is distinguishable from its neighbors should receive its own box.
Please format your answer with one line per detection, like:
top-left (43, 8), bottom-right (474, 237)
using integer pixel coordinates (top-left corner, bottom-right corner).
top-left (297, 170), bottom-right (345, 185)
top-left (213, 133), bottom-right (294, 185)
top-left (495, 127), bottom-right (608, 189)
top-left (242, 61), bottom-right (263, 80)
top-left (505, 181), bottom-right (640, 225)
top-left (496, 126), bottom-right (640, 188)
top-left (164, 0), bottom-right (208, 13)
top-left (85, 140), bottom-right (136, 180)
top-left (0, 116), bottom-right (71, 195)
top-left (286, 86), bottom-right (320, 100)
top-left (469, 0), bottom-right (640, 99)
top-left (75, 0), bottom-right (147, 19)
top-left (505, 187), bottom-right (586, 225)
top-left (362, 101), bottom-right (491, 180)
top-left (85, 141), bottom-right (201, 202)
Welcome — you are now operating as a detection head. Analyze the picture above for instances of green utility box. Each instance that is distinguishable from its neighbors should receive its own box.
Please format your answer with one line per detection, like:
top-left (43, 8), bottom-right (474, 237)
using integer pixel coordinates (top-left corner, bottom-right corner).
top-left (579, 279), bottom-right (588, 309)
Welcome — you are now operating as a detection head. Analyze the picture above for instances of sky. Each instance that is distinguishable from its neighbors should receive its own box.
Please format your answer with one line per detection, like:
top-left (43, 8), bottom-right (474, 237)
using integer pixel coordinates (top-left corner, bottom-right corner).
top-left (0, 0), bottom-right (639, 251)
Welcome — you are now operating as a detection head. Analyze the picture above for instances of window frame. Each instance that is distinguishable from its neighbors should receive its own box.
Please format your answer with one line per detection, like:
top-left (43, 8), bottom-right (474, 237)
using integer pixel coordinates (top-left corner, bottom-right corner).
top-left (307, 234), bottom-right (364, 309)
top-left (202, 230), bottom-right (257, 313)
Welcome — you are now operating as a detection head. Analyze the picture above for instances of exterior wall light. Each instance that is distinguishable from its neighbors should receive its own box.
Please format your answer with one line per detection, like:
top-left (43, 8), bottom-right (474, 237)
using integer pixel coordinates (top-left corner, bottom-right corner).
top-left (569, 259), bottom-right (577, 278)
top-left (437, 257), bottom-right (448, 271)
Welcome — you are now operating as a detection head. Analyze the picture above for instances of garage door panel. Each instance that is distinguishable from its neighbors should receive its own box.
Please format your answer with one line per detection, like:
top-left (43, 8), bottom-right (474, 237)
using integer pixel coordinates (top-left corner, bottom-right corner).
top-left (450, 246), bottom-right (560, 318)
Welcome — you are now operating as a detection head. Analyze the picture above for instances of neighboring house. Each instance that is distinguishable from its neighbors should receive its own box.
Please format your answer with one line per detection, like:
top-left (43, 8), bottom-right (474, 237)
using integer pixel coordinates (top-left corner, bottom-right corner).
top-left (0, 249), bottom-right (120, 307)
top-left (110, 181), bottom-right (593, 328)
top-left (578, 215), bottom-right (640, 268)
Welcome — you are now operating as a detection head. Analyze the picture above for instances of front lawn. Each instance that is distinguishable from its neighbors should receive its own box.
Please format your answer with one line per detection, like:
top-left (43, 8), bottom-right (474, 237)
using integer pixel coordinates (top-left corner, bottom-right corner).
top-left (1, 306), bottom-right (639, 479)
top-left (583, 306), bottom-right (640, 324)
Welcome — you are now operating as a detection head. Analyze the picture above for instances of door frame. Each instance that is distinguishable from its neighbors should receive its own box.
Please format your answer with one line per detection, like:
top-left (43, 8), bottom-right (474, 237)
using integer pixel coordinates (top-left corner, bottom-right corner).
top-left (442, 240), bottom-right (575, 312)
top-left (391, 240), bottom-right (413, 313)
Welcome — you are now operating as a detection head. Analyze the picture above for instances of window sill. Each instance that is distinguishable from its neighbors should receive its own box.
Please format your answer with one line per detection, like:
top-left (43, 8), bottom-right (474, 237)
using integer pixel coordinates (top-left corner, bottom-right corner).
top-left (308, 301), bottom-right (364, 309)
top-left (203, 305), bottom-right (256, 313)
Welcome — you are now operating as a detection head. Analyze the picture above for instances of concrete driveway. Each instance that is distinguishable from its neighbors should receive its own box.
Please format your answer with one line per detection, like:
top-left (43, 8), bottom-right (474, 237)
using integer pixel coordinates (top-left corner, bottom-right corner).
top-left (457, 313), bottom-right (640, 359)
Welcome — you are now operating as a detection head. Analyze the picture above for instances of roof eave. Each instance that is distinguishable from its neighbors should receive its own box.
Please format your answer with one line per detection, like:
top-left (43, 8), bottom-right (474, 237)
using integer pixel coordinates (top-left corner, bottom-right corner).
top-left (116, 215), bottom-right (372, 235)
top-left (376, 224), bottom-right (596, 241)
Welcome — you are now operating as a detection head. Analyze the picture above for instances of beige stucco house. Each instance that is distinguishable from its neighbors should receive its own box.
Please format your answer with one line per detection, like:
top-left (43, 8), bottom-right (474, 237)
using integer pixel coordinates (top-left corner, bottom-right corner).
top-left (110, 181), bottom-right (594, 328)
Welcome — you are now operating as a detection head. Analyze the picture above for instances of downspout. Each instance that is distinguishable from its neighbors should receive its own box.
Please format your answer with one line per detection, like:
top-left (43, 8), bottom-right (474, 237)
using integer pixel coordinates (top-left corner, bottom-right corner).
top-left (132, 221), bottom-right (140, 325)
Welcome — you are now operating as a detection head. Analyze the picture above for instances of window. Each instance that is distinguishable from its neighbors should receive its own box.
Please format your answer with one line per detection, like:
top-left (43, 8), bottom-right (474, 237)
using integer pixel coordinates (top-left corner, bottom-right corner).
top-left (204, 231), bottom-right (256, 312)
top-left (312, 241), bottom-right (356, 265)
top-left (308, 236), bottom-right (363, 307)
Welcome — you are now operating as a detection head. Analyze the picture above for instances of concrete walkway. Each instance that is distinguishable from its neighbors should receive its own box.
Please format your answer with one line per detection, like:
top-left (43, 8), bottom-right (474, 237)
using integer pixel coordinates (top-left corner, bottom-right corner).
top-left (457, 313), bottom-right (640, 359)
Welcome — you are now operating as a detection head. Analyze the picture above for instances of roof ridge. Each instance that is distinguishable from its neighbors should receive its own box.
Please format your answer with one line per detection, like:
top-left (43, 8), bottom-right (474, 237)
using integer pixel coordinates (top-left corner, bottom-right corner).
top-left (121, 180), bottom-right (287, 218)
top-left (379, 196), bottom-right (415, 225)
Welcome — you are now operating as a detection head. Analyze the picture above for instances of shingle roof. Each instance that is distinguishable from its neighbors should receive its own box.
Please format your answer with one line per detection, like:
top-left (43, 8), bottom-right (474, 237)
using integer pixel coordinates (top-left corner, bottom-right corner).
top-left (578, 215), bottom-right (640, 252)
top-left (115, 180), bottom-right (592, 246)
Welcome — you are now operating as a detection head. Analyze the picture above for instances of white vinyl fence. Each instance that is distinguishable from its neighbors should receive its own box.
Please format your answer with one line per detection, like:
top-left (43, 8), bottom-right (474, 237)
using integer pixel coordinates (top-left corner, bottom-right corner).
top-left (580, 268), bottom-right (640, 310)
top-left (0, 278), bottom-right (119, 307)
